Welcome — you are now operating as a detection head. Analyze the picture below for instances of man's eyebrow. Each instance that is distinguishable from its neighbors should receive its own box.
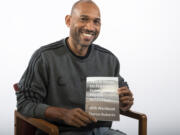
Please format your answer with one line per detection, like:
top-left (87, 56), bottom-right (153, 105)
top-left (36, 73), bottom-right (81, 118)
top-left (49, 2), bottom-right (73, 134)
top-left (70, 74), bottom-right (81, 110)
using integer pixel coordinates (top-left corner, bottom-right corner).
top-left (80, 15), bottom-right (89, 18)
top-left (80, 15), bottom-right (101, 20)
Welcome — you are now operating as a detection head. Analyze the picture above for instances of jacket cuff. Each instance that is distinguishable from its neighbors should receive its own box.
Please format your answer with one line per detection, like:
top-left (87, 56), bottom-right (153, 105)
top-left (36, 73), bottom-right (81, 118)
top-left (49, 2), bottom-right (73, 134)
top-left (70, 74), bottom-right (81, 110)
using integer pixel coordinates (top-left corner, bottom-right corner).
top-left (34, 103), bottom-right (49, 119)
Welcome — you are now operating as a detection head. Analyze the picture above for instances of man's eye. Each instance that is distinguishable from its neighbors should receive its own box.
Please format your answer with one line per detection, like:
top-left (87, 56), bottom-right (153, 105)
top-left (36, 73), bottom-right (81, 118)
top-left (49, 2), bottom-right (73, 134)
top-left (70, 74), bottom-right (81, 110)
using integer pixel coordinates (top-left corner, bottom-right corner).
top-left (81, 18), bottom-right (88, 21)
top-left (94, 20), bottom-right (101, 25)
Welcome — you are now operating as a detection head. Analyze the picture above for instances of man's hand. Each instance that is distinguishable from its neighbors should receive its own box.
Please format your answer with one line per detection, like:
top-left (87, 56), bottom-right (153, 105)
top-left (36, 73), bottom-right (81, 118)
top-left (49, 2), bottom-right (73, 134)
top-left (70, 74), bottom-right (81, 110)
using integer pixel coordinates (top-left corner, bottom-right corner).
top-left (61, 108), bottom-right (97, 127)
top-left (118, 86), bottom-right (134, 112)
top-left (45, 107), bottom-right (97, 128)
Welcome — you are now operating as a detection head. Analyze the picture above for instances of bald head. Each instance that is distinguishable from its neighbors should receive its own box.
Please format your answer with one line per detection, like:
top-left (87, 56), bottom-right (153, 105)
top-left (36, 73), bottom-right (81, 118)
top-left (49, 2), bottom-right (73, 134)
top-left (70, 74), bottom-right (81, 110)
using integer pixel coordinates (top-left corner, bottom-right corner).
top-left (71, 0), bottom-right (100, 16)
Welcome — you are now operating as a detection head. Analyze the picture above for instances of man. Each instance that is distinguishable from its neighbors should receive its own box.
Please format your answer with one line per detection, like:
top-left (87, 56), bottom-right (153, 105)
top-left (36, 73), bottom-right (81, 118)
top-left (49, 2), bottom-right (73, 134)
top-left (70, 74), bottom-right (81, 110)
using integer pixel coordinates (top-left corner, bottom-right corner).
top-left (16, 0), bottom-right (134, 135)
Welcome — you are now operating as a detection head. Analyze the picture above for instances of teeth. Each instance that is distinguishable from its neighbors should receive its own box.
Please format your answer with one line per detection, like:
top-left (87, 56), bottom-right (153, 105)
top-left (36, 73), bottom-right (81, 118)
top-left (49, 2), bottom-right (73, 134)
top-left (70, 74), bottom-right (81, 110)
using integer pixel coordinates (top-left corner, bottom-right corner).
top-left (83, 33), bottom-right (92, 37)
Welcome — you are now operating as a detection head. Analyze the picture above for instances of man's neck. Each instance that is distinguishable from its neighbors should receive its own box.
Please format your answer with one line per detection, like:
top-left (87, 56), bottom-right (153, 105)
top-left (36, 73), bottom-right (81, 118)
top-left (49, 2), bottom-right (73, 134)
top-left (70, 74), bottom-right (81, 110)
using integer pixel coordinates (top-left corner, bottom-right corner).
top-left (67, 37), bottom-right (89, 56)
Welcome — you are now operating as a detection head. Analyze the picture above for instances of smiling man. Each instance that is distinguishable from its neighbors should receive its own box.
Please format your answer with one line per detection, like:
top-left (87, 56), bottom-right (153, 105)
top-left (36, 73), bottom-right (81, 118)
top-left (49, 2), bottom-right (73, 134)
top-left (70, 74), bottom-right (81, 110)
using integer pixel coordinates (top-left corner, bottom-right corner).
top-left (66, 0), bottom-right (100, 55)
top-left (16, 0), bottom-right (133, 135)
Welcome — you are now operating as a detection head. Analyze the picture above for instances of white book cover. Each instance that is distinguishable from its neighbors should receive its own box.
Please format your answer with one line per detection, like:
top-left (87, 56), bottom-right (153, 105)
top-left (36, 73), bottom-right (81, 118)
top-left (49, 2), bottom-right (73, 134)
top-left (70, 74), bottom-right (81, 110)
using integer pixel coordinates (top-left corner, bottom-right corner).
top-left (85, 77), bottom-right (120, 121)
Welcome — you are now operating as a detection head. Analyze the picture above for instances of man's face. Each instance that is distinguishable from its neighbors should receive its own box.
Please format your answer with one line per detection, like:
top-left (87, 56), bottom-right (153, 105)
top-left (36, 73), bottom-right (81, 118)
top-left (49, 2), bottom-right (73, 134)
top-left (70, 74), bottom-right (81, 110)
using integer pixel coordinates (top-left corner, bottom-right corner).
top-left (68, 2), bottom-right (101, 47)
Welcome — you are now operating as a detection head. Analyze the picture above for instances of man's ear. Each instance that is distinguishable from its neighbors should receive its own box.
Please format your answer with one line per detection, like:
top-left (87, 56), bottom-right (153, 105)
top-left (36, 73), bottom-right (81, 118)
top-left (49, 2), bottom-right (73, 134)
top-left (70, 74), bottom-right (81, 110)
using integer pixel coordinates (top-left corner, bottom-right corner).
top-left (65, 15), bottom-right (71, 27)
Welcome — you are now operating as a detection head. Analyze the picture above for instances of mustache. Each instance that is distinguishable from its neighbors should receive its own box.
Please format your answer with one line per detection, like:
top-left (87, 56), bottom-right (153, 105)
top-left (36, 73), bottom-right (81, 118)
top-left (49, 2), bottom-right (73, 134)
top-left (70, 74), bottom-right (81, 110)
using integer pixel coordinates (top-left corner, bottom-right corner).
top-left (80, 29), bottom-right (96, 35)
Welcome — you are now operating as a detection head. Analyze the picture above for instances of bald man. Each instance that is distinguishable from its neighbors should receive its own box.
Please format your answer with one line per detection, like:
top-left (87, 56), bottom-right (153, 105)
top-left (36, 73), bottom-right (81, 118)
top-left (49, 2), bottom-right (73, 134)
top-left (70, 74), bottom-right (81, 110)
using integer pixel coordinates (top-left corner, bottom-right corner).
top-left (16, 0), bottom-right (133, 135)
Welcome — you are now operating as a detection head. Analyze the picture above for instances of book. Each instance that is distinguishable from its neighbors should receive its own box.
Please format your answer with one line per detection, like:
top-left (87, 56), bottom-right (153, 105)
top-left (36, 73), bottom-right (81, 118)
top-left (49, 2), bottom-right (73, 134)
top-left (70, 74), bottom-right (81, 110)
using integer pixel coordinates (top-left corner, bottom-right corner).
top-left (85, 77), bottom-right (119, 121)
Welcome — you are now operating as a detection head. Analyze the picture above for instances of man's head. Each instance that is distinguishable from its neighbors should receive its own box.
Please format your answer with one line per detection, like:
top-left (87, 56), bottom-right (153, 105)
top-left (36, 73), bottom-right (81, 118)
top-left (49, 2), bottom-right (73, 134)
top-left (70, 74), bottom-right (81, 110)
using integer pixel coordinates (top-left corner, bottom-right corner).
top-left (65, 0), bottom-right (101, 47)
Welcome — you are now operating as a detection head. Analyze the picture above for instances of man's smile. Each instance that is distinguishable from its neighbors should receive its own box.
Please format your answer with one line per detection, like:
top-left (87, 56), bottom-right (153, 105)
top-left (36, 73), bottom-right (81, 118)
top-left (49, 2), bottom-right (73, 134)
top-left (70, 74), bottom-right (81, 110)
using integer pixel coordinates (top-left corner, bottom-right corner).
top-left (80, 30), bottom-right (96, 41)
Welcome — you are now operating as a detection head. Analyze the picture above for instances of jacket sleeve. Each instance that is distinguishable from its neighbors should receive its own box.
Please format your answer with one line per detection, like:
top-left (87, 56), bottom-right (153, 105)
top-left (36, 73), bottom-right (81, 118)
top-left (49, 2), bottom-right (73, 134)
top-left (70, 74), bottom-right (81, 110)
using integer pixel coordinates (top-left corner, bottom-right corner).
top-left (16, 49), bottom-right (49, 119)
top-left (113, 56), bottom-right (129, 88)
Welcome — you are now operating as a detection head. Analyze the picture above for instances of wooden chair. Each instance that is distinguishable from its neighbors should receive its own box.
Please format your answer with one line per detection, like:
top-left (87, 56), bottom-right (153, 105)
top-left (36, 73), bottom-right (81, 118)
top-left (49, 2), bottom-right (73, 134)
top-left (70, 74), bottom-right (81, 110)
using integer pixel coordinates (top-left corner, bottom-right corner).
top-left (14, 84), bottom-right (147, 135)
top-left (15, 110), bottom-right (147, 135)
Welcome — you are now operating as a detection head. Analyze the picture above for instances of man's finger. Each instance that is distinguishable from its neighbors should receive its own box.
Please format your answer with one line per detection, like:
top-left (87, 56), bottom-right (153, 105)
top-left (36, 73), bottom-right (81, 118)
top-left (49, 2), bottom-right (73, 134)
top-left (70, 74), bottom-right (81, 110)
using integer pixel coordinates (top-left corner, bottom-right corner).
top-left (77, 108), bottom-right (97, 122)
top-left (74, 111), bottom-right (91, 124)
top-left (87, 114), bottom-right (97, 123)
top-left (120, 97), bottom-right (134, 104)
top-left (118, 86), bottom-right (128, 91)
top-left (119, 86), bottom-right (128, 89)
top-left (121, 100), bottom-right (133, 105)
top-left (118, 90), bottom-right (132, 97)
top-left (120, 101), bottom-right (133, 112)
top-left (120, 96), bottom-right (131, 101)
top-left (72, 117), bottom-right (87, 127)
top-left (120, 96), bottom-right (134, 102)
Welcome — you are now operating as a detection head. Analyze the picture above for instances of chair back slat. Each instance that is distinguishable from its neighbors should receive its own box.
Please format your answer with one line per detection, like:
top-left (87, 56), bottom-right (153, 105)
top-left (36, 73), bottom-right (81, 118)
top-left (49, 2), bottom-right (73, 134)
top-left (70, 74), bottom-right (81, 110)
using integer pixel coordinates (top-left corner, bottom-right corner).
top-left (13, 83), bottom-right (19, 91)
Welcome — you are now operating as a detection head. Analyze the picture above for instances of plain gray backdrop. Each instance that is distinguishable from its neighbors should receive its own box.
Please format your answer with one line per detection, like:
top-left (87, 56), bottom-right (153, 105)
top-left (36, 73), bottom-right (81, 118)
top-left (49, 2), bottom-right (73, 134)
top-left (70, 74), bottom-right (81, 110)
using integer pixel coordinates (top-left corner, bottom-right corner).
top-left (0, 0), bottom-right (179, 134)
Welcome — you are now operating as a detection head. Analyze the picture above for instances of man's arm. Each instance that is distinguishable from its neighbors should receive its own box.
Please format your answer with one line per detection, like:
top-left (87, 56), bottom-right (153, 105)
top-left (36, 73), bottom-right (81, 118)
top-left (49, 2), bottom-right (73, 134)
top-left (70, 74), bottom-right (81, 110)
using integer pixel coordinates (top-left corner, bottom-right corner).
top-left (113, 56), bottom-right (134, 111)
top-left (16, 49), bottom-right (96, 127)
top-left (16, 49), bottom-right (49, 119)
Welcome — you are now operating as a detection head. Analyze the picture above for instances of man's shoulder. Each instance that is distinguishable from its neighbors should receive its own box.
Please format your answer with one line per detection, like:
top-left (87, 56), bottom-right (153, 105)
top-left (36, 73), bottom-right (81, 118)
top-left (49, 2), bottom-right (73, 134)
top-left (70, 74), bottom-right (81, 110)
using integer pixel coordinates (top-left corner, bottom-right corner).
top-left (38, 39), bottom-right (65, 54)
top-left (93, 44), bottom-right (115, 57)
top-left (29, 39), bottom-right (66, 61)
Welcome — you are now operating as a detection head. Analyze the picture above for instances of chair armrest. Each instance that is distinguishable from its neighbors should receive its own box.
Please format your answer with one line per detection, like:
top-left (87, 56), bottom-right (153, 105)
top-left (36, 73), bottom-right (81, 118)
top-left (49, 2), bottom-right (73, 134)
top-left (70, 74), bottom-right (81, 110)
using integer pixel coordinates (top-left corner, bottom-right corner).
top-left (120, 110), bottom-right (147, 120)
top-left (15, 111), bottom-right (59, 135)
top-left (120, 110), bottom-right (147, 135)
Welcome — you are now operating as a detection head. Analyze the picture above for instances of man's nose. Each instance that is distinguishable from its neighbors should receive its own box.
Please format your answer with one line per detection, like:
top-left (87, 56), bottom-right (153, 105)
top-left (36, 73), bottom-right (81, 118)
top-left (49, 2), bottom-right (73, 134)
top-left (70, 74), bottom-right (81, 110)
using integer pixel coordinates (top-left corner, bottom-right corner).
top-left (85, 21), bottom-right (95, 31)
